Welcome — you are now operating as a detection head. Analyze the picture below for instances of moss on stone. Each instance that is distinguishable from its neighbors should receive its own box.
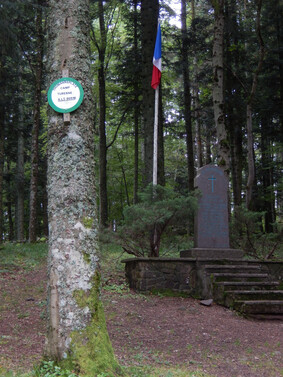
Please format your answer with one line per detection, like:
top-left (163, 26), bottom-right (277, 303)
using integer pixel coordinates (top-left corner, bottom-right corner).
top-left (69, 271), bottom-right (125, 376)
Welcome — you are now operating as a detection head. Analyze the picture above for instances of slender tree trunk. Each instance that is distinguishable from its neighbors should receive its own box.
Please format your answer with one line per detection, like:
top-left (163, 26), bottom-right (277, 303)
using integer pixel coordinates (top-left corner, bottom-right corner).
top-left (205, 128), bottom-right (212, 165)
top-left (261, 117), bottom-right (275, 232)
top-left (29, 0), bottom-right (43, 242)
top-left (16, 93), bottom-right (25, 242)
top-left (98, 0), bottom-right (108, 228)
top-left (191, 0), bottom-right (203, 169)
top-left (46, 1), bottom-right (120, 372)
top-left (141, 0), bottom-right (159, 186)
top-left (194, 90), bottom-right (203, 169)
top-left (276, 0), bottom-right (283, 216)
top-left (6, 162), bottom-right (14, 241)
top-left (181, 0), bottom-right (194, 191)
top-left (42, 157), bottom-right (49, 237)
top-left (246, 0), bottom-right (264, 210)
top-left (211, 0), bottom-right (230, 174)
top-left (133, 0), bottom-right (139, 204)
top-left (230, 120), bottom-right (243, 207)
top-left (0, 106), bottom-right (4, 243)
top-left (16, 126), bottom-right (25, 242)
top-left (225, 0), bottom-right (243, 207)
top-left (276, 0), bottom-right (283, 142)
top-left (246, 103), bottom-right (255, 209)
top-left (117, 152), bottom-right (130, 207)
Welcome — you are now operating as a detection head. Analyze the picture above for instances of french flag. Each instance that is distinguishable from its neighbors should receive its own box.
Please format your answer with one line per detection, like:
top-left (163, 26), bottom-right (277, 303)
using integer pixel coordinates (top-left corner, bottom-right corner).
top-left (151, 23), bottom-right (162, 90)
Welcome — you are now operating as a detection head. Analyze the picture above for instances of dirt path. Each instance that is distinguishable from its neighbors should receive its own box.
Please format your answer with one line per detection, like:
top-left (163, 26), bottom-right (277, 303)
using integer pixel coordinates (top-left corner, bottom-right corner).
top-left (0, 265), bottom-right (282, 376)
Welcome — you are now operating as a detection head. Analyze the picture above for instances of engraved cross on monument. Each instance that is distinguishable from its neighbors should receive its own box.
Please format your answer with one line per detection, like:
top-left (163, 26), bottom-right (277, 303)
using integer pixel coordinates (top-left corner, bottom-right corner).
top-left (181, 165), bottom-right (243, 259)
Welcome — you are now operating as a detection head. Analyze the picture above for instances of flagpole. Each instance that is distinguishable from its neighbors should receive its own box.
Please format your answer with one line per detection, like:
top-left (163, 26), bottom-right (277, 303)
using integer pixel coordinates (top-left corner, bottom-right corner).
top-left (153, 86), bottom-right (159, 185)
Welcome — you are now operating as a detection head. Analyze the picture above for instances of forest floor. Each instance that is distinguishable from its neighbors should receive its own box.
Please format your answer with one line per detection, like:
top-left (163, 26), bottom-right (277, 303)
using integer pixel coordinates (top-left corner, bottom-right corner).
top-left (0, 244), bottom-right (282, 377)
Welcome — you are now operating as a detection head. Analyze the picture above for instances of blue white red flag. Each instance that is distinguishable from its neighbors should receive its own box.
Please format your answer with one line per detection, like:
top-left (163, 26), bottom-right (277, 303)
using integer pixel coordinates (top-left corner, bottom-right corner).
top-left (151, 23), bottom-right (162, 90)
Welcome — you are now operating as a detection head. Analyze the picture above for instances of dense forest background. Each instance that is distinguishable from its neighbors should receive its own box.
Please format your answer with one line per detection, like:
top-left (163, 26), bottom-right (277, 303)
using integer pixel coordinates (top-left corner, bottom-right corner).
top-left (0, 0), bottom-right (282, 252)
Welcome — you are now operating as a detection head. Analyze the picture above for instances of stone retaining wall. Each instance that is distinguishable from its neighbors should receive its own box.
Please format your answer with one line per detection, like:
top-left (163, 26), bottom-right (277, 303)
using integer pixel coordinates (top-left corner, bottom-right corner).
top-left (123, 258), bottom-right (197, 295)
top-left (122, 258), bottom-right (283, 298)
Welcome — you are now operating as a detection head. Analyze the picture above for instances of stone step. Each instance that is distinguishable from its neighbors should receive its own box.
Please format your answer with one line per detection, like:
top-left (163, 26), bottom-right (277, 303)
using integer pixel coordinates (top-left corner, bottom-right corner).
top-left (247, 314), bottom-right (283, 320)
top-left (224, 290), bottom-right (283, 307)
top-left (212, 272), bottom-right (269, 282)
top-left (213, 282), bottom-right (280, 302)
top-left (215, 281), bottom-right (280, 290)
top-left (233, 300), bottom-right (283, 315)
top-left (204, 264), bottom-right (262, 275)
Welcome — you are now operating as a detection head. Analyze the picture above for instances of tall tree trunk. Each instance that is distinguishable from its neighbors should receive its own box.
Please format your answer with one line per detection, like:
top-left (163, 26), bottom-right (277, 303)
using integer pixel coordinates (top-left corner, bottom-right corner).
top-left (181, 0), bottom-right (194, 191)
top-left (16, 91), bottom-right (25, 242)
top-left (276, 0), bottom-right (283, 142)
top-left (261, 117), bottom-right (276, 232)
top-left (141, 0), bottom-right (159, 186)
top-left (42, 157), bottom-right (49, 237)
top-left (46, 0), bottom-right (120, 373)
top-left (0, 106), bottom-right (4, 243)
top-left (225, 0), bottom-right (243, 207)
top-left (191, 0), bottom-right (203, 169)
top-left (133, 0), bottom-right (139, 203)
top-left (205, 127), bottom-right (212, 165)
top-left (6, 161), bottom-right (14, 241)
top-left (98, 0), bottom-right (108, 227)
top-left (211, 0), bottom-right (230, 174)
top-left (194, 90), bottom-right (203, 169)
top-left (16, 67), bottom-right (25, 241)
top-left (246, 0), bottom-right (264, 210)
top-left (29, 0), bottom-right (43, 242)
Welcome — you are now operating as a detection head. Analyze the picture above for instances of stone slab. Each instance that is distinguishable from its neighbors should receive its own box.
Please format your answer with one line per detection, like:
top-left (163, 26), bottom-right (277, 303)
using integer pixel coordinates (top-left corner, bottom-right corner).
top-left (194, 165), bottom-right (230, 248)
top-left (180, 248), bottom-right (244, 259)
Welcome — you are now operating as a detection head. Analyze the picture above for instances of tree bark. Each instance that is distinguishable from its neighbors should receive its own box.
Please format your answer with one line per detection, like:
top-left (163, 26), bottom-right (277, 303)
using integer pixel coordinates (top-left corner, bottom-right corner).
top-left (97, 0), bottom-right (108, 228)
top-left (29, 0), bottom-right (44, 242)
top-left (5, 160), bottom-right (13, 241)
top-left (46, 0), bottom-right (120, 373)
top-left (211, 0), bottom-right (230, 174)
top-left (225, 0), bottom-right (243, 207)
top-left (133, 0), bottom-right (139, 203)
top-left (141, 0), bottom-right (159, 186)
top-left (16, 88), bottom-right (25, 242)
top-left (246, 0), bottom-right (264, 210)
top-left (261, 117), bottom-right (276, 232)
top-left (191, 0), bottom-right (203, 169)
top-left (0, 106), bottom-right (4, 243)
top-left (42, 157), bottom-right (49, 237)
top-left (181, 0), bottom-right (194, 191)
top-left (276, 0), bottom-right (283, 142)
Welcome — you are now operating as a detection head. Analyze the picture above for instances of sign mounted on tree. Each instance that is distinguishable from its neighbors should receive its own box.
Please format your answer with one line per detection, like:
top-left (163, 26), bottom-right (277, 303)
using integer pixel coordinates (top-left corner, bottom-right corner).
top-left (47, 77), bottom-right (84, 113)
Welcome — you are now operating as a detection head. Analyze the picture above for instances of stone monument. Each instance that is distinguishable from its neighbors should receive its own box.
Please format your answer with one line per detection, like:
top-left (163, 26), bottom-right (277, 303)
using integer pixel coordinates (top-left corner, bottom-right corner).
top-left (181, 165), bottom-right (243, 259)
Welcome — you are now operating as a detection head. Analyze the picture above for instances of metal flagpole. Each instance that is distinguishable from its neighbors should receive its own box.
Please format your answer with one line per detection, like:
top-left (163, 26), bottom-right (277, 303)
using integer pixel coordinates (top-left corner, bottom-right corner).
top-left (153, 86), bottom-right (159, 185)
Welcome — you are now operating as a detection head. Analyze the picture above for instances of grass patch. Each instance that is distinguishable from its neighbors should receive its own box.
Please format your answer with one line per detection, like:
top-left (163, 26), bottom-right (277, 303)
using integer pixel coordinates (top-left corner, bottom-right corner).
top-left (0, 243), bottom-right (48, 269)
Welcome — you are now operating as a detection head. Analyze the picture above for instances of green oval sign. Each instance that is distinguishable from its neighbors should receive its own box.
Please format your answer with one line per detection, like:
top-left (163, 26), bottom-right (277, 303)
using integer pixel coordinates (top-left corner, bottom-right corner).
top-left (47, 77), bottom-right (84, 113)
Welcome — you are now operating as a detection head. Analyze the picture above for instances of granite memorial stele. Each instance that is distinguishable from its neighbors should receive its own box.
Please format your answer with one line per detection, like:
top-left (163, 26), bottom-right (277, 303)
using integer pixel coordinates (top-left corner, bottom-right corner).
top-left (181, 165), bottom-right (243, 259)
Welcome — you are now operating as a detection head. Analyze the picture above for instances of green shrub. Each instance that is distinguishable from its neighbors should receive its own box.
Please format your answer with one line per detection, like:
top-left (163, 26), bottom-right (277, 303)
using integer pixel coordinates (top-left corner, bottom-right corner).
top-left (112, 184), bottom-right (198, 258)
top-left (230, 205), bottom-right (283, 260)
top-left (34, 361), bottom-right (77, 377)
